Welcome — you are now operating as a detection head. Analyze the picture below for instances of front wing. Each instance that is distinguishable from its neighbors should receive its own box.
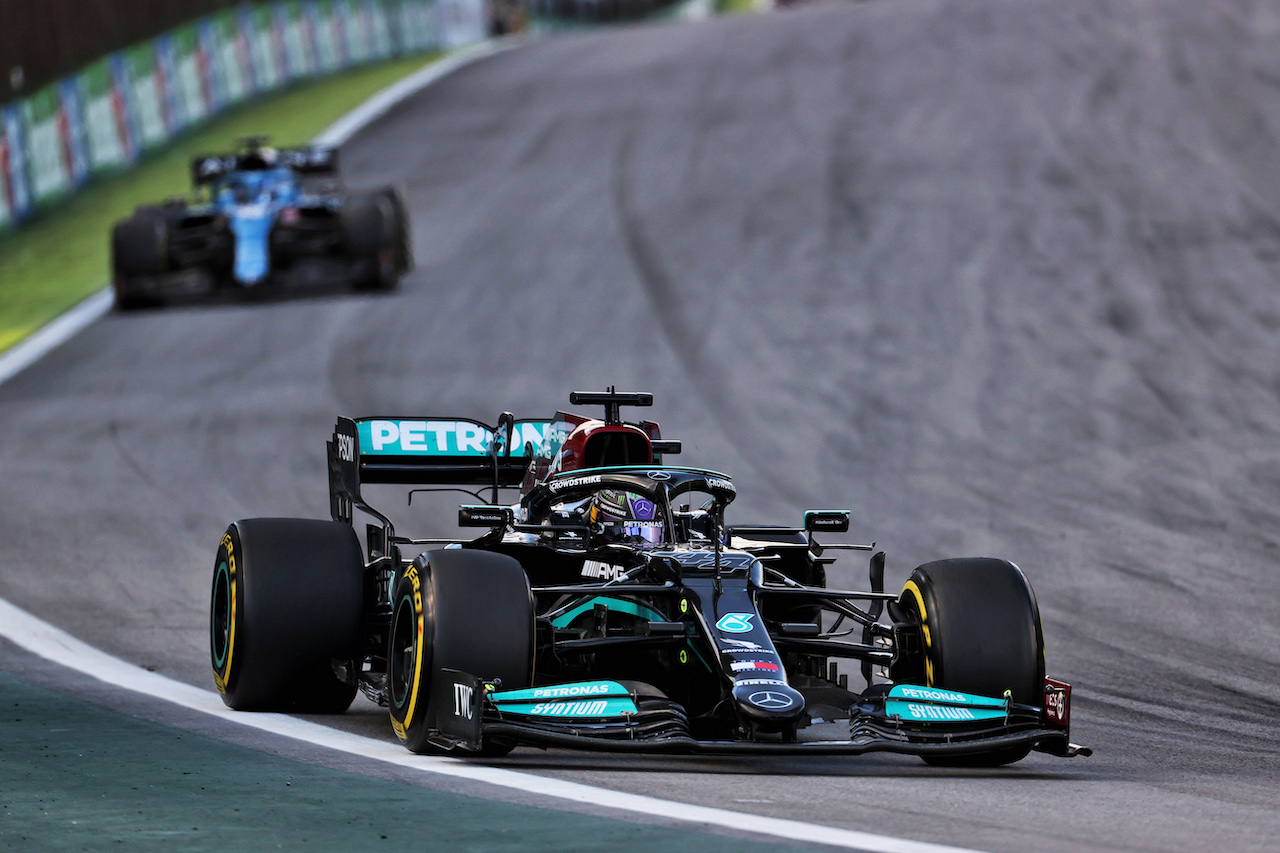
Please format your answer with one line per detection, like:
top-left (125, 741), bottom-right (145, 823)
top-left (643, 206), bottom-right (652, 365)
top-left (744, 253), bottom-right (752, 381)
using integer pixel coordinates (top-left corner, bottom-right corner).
top-left (429, 671), bottom-right (1091, 758)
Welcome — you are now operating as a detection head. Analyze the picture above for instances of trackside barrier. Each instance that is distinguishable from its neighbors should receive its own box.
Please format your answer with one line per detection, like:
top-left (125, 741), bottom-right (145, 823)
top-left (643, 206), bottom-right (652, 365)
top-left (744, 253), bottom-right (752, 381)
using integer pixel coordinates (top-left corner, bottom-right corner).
top-left (0, 0), bottom-right (486, 234)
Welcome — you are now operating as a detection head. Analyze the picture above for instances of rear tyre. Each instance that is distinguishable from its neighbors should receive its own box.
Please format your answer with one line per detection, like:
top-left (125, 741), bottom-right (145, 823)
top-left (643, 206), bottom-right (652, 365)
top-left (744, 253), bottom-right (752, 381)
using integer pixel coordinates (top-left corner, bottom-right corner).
top-left (211, 518), bottom-right (363, 712)
top-left (381, 188), bottom-right (411, 275)
top-left (111, 215), bottom-right (167, 310)
top-left (896, 557), bottom-right (1044, 767)
top-left (388, 549), bottom-right (534, 755)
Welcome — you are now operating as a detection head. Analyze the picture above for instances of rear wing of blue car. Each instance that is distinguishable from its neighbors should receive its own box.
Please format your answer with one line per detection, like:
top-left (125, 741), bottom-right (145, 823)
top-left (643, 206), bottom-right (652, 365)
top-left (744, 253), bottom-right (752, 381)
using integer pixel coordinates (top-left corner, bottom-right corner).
top-left (327, 415), bottom-right (553, 523)
top-left (191, 145), bottom-right (339, 186)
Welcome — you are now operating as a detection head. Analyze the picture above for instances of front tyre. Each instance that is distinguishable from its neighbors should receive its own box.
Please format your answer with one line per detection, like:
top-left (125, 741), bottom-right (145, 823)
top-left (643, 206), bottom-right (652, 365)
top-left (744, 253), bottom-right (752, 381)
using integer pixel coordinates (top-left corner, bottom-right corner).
top-left (111, 215), bottom-right (167, 310)
top-left (388, 549), bottom-right (534, 755)
top-left (896, 557), bottom-right (1045, 767)
top-left (211, 518), bottom-right (363, 712)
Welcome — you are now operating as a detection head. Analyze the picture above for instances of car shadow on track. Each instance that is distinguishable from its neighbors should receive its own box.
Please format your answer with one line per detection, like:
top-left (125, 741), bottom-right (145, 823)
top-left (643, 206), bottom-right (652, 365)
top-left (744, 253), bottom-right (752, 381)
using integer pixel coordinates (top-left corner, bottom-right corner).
top-left (112, 262), bottom-right (403, 312)
top-left (310, 696), bottom-right (1093, 780)
top-left (487, 751), bottom-right (1086, 780)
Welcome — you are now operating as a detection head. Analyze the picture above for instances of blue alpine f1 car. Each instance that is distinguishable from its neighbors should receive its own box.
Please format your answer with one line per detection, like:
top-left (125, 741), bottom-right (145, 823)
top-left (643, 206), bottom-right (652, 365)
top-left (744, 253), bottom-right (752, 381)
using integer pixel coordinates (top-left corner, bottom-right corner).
top-left (111, 137), bottom-right (409, 309)
top-left (210, 390), bottom-right (1089, 764)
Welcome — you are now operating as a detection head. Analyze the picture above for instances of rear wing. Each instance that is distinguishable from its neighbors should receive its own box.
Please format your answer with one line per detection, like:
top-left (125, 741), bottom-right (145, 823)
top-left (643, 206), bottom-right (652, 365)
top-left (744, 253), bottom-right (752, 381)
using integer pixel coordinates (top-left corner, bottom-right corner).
top-left (279, 146), bottom-right (338, 175)
top-left (328, 416), bottom-right (552, 522)
top-left (191, 145), bottom-right (338, 186)
top-left (192, 155), bottom-right (236, 185)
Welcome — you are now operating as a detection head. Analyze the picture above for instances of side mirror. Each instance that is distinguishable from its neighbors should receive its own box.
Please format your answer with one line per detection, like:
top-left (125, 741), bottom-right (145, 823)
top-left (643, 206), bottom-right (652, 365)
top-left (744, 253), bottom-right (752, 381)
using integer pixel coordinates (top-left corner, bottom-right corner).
top-left (803, 510), bottom-right (850, 533)
top-left (458, 506), bottom-right (514, 528)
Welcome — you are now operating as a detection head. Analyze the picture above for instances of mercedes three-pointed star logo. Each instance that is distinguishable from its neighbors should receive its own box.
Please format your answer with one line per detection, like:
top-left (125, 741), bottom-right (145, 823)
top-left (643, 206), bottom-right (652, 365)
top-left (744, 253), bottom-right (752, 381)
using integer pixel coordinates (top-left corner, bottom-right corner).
top-left (748, 690), bottom-right (794, 710)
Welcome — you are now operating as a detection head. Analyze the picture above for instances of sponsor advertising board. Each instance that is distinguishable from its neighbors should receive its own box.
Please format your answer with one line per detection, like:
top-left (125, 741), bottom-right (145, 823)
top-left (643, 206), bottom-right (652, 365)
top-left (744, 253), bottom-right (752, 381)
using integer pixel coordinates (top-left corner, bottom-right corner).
top-left (0, 0), bottom-right (472, 234)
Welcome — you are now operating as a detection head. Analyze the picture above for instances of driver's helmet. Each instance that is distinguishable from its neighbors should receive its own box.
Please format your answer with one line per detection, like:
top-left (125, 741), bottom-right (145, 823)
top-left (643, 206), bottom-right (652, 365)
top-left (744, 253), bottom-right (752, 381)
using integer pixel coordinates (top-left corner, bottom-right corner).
top-left (588, 489), bottom-right (664, 547)
top-left (240, 146), bottom-right (279, 170)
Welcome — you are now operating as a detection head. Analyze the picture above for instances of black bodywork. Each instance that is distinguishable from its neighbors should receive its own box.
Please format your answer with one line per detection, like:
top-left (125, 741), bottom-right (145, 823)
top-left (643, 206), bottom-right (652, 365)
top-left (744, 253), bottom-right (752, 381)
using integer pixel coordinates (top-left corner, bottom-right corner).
top-left (325, 393), bottom-right (1089, 759)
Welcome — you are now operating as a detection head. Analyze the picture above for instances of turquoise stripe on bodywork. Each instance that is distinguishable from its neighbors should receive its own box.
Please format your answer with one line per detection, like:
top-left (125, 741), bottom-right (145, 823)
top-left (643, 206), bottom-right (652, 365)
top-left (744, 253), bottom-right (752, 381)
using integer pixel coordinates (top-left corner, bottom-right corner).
top-left (489, 681), bottom-right (638, 718)
top-left (356, 419), bottom-right (550, 457)
top-left (490, 681), bottom-right (630, 703)
top-left (497, 698), bottom-right (639, 718)
top-left (550, 596), bottom-right (666, 629)
top-left (885, 685), bottom-right (1008, 722)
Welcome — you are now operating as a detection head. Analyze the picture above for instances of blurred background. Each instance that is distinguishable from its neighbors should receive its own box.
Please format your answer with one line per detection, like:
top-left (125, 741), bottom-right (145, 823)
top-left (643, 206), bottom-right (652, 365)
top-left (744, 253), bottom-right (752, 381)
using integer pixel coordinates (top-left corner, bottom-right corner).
top-left (1, 2), bottom-right (251, 97)
top-left (0, 0), bottom-right (695, 110)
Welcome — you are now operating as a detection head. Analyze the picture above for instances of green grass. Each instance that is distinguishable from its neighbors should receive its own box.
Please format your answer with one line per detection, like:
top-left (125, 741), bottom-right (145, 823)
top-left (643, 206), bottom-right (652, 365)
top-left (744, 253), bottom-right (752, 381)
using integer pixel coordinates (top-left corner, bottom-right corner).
top-left (0, 52), bottom-right (440, 354)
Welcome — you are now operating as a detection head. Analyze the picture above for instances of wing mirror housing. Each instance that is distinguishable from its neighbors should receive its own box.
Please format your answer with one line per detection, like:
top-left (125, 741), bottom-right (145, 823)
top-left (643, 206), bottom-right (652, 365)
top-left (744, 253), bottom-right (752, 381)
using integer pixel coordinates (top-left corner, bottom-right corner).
top-left (803, 510), bottom-right (850, 533)
top-left (458, 506), bottom-right (514, 528)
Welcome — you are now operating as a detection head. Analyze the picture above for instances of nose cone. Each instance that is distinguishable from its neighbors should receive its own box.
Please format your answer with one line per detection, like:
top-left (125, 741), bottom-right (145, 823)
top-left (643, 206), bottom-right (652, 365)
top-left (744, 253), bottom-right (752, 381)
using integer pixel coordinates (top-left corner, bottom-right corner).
top-left (231, 207), bottom-right (272, 285)
top-left (732, 681), bottom-right (805, 730)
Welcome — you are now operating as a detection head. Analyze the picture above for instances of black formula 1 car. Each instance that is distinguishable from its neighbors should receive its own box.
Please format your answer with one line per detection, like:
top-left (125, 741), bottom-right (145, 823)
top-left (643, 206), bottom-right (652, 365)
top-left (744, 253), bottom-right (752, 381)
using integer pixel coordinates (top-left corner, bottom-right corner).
top-left (210, 390), bottom-right (1089, 764)
top-left (111, 137), bottom-right (410, 309)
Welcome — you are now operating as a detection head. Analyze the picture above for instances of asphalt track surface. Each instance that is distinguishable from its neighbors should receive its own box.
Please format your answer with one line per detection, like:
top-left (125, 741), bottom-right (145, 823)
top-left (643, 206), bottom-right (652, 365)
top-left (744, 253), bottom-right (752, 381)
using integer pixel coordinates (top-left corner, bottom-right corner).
top-left (3, 0), bottom-right (1280, 849)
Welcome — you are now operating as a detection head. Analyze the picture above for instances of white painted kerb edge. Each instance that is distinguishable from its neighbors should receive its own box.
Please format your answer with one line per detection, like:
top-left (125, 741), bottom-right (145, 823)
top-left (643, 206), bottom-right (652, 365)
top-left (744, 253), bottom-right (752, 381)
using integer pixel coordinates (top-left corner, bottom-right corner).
top-left (0, 290), bottom-right (113, 386)
top-left (314, 40), bottom-right (513, 146)
top-left (0, 597), bottom-right (983, 853)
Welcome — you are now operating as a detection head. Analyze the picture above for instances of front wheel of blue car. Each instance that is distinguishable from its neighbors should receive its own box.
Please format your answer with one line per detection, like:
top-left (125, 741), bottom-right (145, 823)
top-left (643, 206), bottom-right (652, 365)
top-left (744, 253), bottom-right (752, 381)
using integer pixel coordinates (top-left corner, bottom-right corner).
top-left (388, 549), bottom-right (534, 755)
top-left (896, 557), bottom-right (1045, 767)
top-left (111, 214), bottom-right (167, 310)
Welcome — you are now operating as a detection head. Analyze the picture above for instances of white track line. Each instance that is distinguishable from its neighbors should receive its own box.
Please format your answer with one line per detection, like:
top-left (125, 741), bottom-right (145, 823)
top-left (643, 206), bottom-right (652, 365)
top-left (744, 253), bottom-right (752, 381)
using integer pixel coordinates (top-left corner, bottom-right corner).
top-left (0, 290), bottom-right (113, 386)
top-left (0, 42), bottom-right (512, 386)
top-left (0, 598), bottom-right (984, 853)
top-left (315, 40), bottom-right (515, 147)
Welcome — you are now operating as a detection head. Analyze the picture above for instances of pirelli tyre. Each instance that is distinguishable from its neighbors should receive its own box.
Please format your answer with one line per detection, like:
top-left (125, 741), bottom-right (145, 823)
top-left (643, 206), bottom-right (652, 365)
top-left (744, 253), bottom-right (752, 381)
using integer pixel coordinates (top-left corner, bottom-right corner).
top-left (111, 214), bottom-right (167, 309)
top-left (382, 188), bottom-right (411, 273)
top-left (388, 549), bottom-right (534, 755)
top-left (210, 518), bottom-right (363, 712)
top-left (896, 557), bottom-right (1045, 767)
top-left (342, 188), bottom-right (409, 291)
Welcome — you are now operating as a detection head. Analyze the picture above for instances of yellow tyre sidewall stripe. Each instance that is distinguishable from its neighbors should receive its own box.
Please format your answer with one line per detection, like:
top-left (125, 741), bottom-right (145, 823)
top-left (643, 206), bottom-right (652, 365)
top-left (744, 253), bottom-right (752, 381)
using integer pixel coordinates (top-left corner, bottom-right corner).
top-left (392, 563), bottom-right (426, 742)
top-left (901, 579), bottom-right (935, 687)
top-left (213, 532), bottom-right (238, 695)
